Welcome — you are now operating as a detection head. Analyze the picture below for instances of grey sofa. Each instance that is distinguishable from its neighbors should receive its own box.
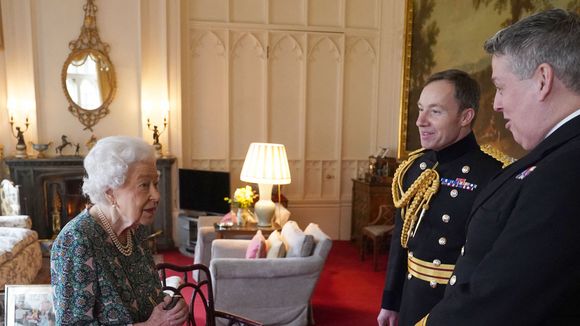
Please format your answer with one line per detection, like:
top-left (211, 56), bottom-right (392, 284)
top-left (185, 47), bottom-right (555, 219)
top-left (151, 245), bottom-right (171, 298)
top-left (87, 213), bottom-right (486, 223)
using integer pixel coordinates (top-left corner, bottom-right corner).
top-left (209, 223), bottom-right (332, 326)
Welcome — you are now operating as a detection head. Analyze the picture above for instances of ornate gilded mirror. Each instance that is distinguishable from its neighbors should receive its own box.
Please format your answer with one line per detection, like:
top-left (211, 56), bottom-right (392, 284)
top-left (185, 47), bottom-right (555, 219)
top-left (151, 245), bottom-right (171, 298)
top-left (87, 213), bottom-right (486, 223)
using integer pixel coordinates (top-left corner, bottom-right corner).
top-left (61, 0), bottom-right (116, 131)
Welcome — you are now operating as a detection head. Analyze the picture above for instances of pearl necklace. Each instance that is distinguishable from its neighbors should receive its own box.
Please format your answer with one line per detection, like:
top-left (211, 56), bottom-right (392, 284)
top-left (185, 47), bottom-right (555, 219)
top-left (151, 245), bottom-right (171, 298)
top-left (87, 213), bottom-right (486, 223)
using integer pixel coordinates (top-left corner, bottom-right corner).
top-left (95, 206), bottom-right (133, 256)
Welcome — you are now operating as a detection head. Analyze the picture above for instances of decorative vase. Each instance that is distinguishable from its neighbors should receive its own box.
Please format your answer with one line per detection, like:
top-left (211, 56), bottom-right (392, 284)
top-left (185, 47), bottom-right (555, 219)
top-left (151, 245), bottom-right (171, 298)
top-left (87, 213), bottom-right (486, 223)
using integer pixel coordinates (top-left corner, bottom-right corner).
top-left (237, 207), bottom-right (256, 226)
top-left (236, 207), bottom-right (248, 226)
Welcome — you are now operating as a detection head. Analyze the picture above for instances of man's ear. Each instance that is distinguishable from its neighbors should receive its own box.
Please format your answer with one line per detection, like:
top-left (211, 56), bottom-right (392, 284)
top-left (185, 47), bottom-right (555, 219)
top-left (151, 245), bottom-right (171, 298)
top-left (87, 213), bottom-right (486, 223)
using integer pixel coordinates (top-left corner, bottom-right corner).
top-left (460, 108), bottom-right (475, 127)
top-left (535, 63), bottom-right (553, 101)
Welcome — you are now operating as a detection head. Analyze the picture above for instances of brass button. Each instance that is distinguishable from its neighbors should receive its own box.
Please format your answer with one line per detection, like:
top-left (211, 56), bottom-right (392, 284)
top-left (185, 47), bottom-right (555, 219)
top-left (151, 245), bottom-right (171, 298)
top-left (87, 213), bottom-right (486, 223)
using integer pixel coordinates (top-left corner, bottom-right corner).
top-left (449, 275), bottom-right (457, 285)
top-left (429, 281), bottom-right (437, 288)
top-left (442, 214), bottom-right (450, 223)
top-left (438, 237), bottom-right (447, 245)
top-left (450, 189), bottom-right (458, 198)
top-left (407, 273), bottom-right (412, 280)
top-left (433, 259), bottom-right (441, 266)
top-left (419, 162), bottom-right (427, 170)
top-left (462, 165), bottom-right (470, 173)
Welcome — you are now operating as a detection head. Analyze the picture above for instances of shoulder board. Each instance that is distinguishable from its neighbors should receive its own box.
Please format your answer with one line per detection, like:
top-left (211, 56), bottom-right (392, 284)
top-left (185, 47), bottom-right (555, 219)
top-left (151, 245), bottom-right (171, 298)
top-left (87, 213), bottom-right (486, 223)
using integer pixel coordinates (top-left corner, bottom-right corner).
top-left (480, 144), bottom-right (516, 168)
top-left (407, 147), bottom-right (427, 157)
top-left (398, 148), bottom-right (426, 167)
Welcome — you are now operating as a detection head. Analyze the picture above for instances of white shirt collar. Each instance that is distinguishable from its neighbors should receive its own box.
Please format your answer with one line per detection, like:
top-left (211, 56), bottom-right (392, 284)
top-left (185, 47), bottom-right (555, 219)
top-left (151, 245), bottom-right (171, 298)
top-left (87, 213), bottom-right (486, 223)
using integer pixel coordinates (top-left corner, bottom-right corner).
top-left (545, 108), bottom-right (580, 139)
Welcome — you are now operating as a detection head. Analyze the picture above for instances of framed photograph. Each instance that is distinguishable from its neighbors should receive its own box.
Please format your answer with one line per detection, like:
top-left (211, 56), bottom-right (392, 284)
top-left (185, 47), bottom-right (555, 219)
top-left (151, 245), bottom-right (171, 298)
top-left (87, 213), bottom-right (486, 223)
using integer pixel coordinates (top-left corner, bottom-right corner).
top-left (4, 285), bottom-right (55, 326)
top-left (397, 0), bottom-right (578, 159)
top-left (0, 291), bottom-right (5, 326)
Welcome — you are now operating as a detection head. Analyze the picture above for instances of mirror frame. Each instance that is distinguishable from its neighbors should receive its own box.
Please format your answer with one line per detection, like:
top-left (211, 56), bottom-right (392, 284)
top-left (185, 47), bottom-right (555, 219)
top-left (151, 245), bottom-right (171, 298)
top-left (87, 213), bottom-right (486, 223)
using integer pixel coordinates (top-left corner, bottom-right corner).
top-left (61, 0), bottom-right (116, 131)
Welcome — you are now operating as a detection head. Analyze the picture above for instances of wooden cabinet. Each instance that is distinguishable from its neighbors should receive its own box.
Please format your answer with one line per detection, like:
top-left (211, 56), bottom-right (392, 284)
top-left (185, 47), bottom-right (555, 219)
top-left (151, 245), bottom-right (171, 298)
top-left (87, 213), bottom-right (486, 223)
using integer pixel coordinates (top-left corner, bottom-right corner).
top-left (351, 178), bottom-right (393, 242)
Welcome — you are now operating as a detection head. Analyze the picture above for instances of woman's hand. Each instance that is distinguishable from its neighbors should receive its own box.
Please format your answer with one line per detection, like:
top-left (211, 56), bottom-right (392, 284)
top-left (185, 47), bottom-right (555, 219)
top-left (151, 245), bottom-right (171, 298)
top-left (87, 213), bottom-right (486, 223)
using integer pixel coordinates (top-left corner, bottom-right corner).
top-left (137, 296), bottom-right (189, 326)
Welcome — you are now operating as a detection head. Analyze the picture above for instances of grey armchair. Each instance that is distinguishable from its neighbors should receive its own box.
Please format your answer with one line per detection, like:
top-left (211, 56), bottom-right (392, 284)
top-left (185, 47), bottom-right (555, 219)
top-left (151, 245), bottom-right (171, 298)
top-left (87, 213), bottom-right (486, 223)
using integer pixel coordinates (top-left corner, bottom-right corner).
top-left (209, 223), bottom-right (332, 326)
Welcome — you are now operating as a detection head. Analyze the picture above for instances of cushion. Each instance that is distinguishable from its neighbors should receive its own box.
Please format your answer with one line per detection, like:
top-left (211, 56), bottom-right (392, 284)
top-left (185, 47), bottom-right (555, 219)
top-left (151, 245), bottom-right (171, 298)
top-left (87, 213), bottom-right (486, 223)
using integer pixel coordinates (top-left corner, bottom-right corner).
top-left (281, 221), bottom-right (314, 257)
top-left (272, 203), bottom-right (291, 228)
top-left (220, 211), bottom-right (234, 224)
top-left (301, 235), bottom-right (315, 257)
top-left (304, 223), bottom-right (330, 243)
top-left (266, 230), bottom-right (286, 258)
top-left (245, 230), bottom-right (267, 259)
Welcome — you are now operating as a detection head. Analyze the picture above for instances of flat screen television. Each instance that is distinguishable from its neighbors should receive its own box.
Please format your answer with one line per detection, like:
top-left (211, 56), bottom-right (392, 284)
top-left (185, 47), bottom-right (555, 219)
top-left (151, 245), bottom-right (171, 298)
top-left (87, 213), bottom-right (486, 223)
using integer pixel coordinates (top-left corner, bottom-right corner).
top-left (178, 169), bottom-right (231, 216)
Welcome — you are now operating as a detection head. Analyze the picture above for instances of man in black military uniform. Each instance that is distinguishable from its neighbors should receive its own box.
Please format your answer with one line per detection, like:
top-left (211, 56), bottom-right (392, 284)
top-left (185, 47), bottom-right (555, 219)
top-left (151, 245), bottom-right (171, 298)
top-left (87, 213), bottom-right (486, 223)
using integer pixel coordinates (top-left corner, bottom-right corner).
top-left (377, 69), bottom-right (506, 326)
top-left (417, 9), bottom-right (580, 326)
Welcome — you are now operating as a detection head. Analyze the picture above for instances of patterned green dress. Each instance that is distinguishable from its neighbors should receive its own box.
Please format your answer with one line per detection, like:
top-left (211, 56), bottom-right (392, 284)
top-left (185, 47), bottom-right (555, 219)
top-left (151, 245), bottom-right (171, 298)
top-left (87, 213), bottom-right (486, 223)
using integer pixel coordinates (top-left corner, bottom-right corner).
top-left (51, 209), bottom-right (164, 325)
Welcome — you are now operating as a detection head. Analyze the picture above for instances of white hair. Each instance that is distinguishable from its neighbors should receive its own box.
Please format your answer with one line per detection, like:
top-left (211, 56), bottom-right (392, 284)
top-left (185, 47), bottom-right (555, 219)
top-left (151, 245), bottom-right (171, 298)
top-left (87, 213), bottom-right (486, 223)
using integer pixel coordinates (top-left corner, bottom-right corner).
top-left (82, 136), bottom-right (155, 205)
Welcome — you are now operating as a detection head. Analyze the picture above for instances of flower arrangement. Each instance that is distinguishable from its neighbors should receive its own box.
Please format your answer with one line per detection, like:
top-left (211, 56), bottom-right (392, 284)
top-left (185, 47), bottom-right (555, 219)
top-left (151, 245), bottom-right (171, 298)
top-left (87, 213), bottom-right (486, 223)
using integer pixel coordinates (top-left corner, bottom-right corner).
top-left (224, 185), bottom-right (258, 208)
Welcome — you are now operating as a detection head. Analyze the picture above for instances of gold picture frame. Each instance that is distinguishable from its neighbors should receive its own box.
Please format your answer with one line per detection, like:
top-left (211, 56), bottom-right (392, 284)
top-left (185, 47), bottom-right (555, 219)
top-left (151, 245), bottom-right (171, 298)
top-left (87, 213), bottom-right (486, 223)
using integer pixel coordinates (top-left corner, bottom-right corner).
top-left (397, 0), bottom-right (578, 159)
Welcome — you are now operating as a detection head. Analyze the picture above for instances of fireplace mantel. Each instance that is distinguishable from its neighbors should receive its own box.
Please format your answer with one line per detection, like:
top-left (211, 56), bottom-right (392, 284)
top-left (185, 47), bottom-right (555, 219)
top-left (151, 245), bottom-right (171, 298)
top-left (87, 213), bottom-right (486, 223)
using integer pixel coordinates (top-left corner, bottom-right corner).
top-left (4, 156), bottom-right (176, 250)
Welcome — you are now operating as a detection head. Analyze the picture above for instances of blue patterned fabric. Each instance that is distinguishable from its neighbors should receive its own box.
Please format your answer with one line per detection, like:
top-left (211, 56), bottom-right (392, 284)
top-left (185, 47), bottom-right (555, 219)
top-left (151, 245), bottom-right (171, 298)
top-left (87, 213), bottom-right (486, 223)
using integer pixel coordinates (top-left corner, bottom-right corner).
top-left (51, 209), bottom-right (163, 325)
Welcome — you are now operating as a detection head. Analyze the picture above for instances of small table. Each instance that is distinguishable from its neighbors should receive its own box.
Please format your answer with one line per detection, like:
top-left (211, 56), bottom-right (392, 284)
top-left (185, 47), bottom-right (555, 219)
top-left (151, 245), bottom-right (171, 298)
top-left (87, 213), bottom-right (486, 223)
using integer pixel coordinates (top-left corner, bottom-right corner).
top-left (214, 223), bottom-right (279, 239)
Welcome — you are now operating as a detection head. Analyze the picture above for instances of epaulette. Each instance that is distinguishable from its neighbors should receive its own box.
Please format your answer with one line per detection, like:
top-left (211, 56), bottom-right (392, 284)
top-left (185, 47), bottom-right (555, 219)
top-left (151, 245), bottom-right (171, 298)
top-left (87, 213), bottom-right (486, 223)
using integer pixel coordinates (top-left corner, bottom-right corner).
top-left (407, 147), bottom-right (427, 157)
top-left (394, 148), bottom-right (426, 177)
top-left (480, 144), bottom-right (516, 168)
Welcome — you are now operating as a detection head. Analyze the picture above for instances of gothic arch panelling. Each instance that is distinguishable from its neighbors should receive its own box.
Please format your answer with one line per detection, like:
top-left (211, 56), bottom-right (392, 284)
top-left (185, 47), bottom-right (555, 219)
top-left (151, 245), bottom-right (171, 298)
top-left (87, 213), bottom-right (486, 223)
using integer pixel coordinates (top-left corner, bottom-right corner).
top-left (343, 36), bottom-right (378, 158)
top-left (230, 31), bottom-right (267, 158)
top-left (269, 32), bottom-right (305, 161)
top-left (188, 29), bottom-right (228, 160)
top-left (306, 34), bottom-right (343, 160)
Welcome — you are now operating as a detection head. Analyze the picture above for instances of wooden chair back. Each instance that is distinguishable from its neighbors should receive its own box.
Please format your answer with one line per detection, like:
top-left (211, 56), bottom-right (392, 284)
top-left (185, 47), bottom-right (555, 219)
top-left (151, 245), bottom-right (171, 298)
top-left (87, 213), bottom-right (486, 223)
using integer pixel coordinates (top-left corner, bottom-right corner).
top-left (157, 262), bottom-right (263, 326)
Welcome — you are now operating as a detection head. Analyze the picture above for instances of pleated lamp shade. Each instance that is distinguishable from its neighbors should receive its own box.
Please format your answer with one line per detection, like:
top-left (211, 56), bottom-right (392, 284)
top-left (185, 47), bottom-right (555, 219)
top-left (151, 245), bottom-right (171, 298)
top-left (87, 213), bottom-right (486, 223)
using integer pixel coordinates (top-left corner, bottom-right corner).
top-left (240, 143), bottom-right (291, 184)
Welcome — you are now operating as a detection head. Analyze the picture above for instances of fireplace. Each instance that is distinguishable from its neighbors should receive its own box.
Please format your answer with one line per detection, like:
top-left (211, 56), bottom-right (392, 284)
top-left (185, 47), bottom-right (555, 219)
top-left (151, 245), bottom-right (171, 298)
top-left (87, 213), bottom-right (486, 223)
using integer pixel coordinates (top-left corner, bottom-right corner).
top-left (4, 156), bottom-right (175, 249)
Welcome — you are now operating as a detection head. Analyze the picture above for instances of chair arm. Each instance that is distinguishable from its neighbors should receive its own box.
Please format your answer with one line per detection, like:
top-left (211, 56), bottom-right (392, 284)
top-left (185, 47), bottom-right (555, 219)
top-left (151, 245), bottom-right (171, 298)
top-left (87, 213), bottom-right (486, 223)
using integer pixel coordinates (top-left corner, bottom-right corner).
top-left (0, 215), bottom-right (31, 229)
top-left (210, 256), bottom-right (323, 279)
top-left (211, 239), bottom-right (251, 259)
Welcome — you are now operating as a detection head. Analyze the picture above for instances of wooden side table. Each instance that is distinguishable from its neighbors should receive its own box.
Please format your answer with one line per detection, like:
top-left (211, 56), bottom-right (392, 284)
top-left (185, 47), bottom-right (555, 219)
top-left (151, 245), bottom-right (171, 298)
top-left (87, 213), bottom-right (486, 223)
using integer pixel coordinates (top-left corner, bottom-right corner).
top-left (214, 223), bottom-right (279, 239)
top-left (350, 178), bottom-right (393, 242)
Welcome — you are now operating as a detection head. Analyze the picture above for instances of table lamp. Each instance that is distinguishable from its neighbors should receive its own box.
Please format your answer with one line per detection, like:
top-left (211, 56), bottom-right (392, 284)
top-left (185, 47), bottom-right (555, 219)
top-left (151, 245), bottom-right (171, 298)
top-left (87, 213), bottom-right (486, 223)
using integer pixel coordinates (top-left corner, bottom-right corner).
top-left (240, 143), bottom-right (291, 226)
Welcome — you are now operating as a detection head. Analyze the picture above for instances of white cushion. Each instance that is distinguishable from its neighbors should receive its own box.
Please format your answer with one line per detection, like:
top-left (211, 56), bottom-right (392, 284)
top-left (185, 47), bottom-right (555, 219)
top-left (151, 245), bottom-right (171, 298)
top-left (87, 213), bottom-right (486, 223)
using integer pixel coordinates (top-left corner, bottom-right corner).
top-left (281, 221), bottom-right (304, 257)
top-left (266, 230), bottom-right (286, 258)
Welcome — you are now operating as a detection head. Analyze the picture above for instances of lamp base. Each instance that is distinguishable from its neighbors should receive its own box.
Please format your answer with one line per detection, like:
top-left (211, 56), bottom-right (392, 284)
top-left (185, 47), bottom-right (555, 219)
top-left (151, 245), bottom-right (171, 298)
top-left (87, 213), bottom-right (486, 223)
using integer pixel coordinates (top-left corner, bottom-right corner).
top-left (254, 199), bottom-right (275, 227)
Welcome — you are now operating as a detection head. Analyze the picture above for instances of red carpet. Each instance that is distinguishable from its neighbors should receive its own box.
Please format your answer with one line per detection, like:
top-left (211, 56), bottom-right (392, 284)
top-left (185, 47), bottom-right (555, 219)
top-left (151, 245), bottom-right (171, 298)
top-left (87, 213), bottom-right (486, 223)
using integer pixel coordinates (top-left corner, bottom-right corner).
top-left (162, 240), bottom-right (387, 325)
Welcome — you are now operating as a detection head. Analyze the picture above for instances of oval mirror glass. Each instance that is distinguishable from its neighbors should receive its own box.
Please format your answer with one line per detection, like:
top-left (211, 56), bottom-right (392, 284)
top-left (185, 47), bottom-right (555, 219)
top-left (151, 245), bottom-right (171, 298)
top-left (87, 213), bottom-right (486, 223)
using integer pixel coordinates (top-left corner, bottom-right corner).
top-left (64, 49), bottom-right (114, 111)
top-left (62, 0), bottom-right (116, 131)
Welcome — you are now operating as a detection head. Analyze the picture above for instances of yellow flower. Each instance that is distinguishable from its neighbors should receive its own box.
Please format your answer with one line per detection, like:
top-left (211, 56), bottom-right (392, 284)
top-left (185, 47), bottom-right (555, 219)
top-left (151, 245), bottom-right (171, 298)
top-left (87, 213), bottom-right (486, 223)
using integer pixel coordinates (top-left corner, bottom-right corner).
top-left (224, 185), bottom-right (258, 208)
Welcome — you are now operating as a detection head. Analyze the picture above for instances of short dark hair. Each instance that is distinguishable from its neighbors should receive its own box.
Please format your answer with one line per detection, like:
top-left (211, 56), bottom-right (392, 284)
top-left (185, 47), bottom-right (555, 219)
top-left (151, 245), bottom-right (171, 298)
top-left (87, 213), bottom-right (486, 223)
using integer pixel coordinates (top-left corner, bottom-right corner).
top-left (484, 9), bottom-right (580, 94)
top-left (425, 69), bottom-right (481, 114)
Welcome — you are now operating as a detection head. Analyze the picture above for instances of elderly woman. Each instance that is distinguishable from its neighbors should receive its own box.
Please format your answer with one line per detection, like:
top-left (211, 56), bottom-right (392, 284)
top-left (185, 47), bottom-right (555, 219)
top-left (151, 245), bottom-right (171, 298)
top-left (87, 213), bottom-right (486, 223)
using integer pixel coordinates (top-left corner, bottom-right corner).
top-left (51, 136), bottom-right (188, 325)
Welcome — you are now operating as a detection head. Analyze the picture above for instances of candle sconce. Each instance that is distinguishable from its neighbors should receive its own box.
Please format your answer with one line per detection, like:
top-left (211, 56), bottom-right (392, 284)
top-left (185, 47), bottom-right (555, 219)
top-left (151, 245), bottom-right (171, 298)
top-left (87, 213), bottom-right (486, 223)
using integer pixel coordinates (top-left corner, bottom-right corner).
top-left (146, 117), bottom-right (167, 158)
top-left (9, 116), bottom-right (30, 158)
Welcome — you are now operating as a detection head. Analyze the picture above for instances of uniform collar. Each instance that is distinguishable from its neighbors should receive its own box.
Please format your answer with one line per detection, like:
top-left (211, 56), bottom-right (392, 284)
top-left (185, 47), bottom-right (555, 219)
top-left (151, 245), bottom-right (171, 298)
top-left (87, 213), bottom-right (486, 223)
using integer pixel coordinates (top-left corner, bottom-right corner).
top-left (432, 132), bottom-right (479, 165)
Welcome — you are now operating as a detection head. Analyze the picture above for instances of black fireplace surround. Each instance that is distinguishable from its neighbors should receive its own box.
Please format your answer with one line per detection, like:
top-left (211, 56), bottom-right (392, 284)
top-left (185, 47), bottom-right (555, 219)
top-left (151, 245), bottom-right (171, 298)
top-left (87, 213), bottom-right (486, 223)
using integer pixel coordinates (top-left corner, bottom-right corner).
top-left (4, 156), bottom-right (175, 250)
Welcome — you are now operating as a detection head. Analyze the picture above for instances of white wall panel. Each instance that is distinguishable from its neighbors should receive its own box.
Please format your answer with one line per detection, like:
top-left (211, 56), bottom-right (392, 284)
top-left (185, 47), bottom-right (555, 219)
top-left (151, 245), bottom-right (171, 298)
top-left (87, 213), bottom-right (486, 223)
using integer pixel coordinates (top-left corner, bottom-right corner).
top-left (304, 160), bottom-right (321, 198)
top-left (270, 0), bottom-right (305, 25)
top-left (345, 0), bottom-right (378, 28)
top-left (269, 32), bottom-right (304, 161)
top-left (306, 35), bottom-right (342, 160)
top-left (230, 32), bottom-right (267, 158)
top-left (342, 36), bottom-right (377, 158)
top-left (189, 30), bottom-right (228, 159)
top-left (308, 0), bottom-right (343, 27)
top-left (189, 0), bottom-right (227, 22)
top-left (230, 0), bottom-right (266, 23)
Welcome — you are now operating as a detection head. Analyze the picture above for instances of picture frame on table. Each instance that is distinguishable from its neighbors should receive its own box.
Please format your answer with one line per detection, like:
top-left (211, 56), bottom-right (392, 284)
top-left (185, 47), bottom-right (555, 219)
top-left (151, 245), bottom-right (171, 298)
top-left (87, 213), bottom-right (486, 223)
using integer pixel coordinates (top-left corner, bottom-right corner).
top-left (397, 0), bottom-right (578, 159)
top-left (4, 285), bottom-right (55, 326)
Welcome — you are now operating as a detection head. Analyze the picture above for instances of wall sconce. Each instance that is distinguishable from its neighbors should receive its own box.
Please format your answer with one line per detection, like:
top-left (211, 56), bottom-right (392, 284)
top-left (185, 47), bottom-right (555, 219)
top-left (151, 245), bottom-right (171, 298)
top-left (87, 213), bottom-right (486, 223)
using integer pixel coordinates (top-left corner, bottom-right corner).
top-left (146, 117), bottom-right (167, 158)
top-left (9, 116), bottom-right (30, 158)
